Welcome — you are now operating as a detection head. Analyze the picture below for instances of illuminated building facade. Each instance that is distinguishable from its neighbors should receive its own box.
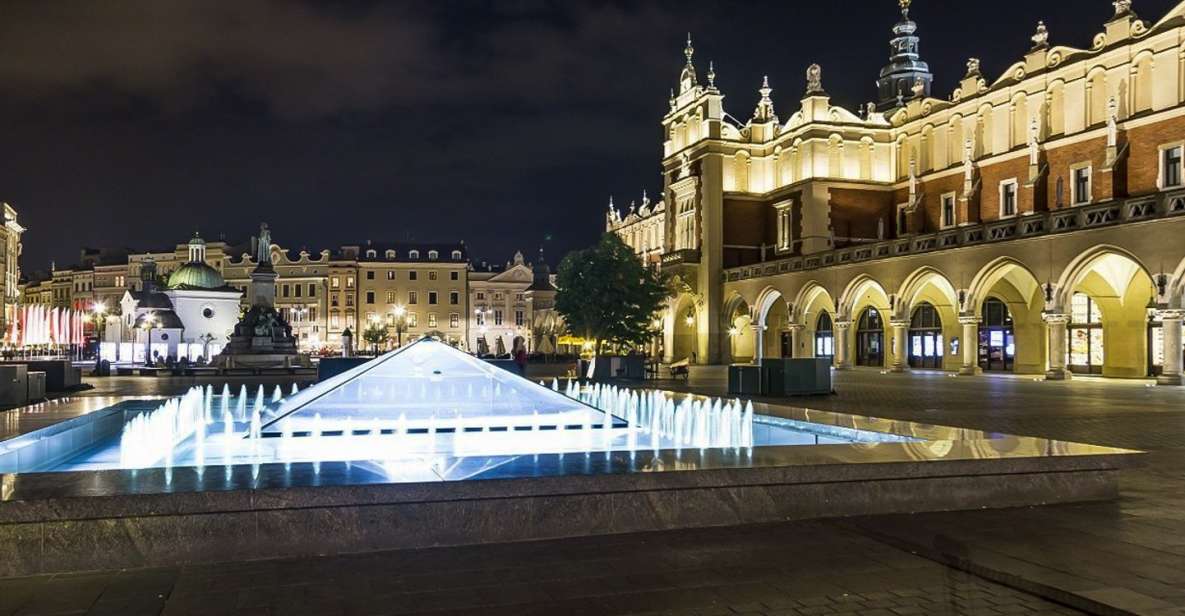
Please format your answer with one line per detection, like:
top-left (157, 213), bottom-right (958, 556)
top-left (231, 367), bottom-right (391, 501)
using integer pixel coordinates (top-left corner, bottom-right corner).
top-left (613, 1), bottom-right (1185, 383)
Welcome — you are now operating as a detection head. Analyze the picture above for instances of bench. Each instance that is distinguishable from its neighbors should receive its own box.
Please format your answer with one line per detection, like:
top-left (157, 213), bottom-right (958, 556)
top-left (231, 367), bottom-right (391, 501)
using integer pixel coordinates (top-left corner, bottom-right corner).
top-left (668, 360), bottom-right (690, 380)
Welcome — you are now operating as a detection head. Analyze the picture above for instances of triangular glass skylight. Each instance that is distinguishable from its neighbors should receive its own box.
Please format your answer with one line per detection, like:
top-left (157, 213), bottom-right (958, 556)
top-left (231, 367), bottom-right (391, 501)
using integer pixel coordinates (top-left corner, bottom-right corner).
top-left (261, 338), bottom-right (626, 438)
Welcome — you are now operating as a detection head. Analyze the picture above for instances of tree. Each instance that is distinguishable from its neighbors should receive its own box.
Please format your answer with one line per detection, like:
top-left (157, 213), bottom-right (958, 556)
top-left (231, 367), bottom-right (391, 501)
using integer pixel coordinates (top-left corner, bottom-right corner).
top-left (555, 233), bottom-right (669, 357)
top-left (361, 321), bottom-right (389, 355)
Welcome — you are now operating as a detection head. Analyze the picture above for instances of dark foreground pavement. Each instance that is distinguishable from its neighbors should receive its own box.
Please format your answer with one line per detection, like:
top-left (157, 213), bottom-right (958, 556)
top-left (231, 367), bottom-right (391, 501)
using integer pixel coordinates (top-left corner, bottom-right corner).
top-left (1, 369), bottom-right (1183, 614)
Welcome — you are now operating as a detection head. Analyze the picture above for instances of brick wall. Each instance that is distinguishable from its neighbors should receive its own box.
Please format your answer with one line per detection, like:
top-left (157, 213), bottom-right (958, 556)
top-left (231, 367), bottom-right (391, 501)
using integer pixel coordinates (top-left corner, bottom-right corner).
top-left (829, 187), bottom-right (894, 246)
top-left (1125, 114), bottom-right (1185, 195)
top-left (1042, 135), bottom-right (1110, 209)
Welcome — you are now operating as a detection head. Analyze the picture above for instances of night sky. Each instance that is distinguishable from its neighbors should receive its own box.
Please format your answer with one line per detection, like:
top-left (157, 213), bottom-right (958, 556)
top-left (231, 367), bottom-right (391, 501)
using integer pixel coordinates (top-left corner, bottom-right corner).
top-left (3, 0), bottom-right (1177, 273)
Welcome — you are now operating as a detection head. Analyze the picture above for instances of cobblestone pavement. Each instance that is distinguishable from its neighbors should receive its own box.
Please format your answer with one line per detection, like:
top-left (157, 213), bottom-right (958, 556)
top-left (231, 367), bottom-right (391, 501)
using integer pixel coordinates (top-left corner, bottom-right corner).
top-left (0, 522), bottom-right (1082, 616)
top-left (639, 368), bottom-right (1185, 615)
top-left (3, 369), bottom-right (1182, 614)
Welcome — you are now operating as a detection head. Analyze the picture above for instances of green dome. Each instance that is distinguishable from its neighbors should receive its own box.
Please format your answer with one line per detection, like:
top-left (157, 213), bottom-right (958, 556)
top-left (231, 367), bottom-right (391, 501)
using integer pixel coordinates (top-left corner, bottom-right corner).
top-left (167, 262), bottom-right (226, 290)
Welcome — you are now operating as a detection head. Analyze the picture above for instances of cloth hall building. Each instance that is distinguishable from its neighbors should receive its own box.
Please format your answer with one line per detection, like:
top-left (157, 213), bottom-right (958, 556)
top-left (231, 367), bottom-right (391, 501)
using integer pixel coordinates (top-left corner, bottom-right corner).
top-left (607, 0), bottom-right (1185, 383)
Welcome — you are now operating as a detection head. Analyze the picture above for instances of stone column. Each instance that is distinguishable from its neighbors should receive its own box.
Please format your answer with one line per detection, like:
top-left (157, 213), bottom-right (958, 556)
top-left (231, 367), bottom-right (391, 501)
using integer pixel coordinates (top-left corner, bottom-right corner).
top-left (958, 315), bottom-right (982, 375)
top-left (889, 320), bottom-right (909, 372)
top-left (787, 324), bottom-right (804, 358)
top-left (1044, 313), bottom-right (1071, 380)
top-left (751, 324), bottom-right (766, 364)
top-left (1157, 310), bottom-right (1185, 386)
top-left (834, 321), bottom-right (852, 369)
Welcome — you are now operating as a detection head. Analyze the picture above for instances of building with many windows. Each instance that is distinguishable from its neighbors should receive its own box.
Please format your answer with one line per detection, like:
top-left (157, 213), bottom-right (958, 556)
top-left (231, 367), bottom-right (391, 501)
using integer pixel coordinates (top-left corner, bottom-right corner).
top-left (468, 251), bottom-right (560, 356)
top-left (609, 0), bottom-right (1185, 383)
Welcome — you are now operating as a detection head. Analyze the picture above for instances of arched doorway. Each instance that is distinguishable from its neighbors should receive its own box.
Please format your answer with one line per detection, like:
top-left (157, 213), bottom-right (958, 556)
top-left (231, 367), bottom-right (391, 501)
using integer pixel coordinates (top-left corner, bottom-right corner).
top-left (723, 295), bottom-right (755, 364)
top-left (1068, 292), bottom-right (1104, 375)
top-left (794, 282), bottom-right (837, 360)
top-left (815, 312), bottom-right (834, 358)
top-left (1056, 248), bottom-right (1156, 378)
top-left (907, 303), bottom-right (943, 369)
top-left (670, 295), bottom-right (698, 364)
top-left (856, 307), bottom-right (884, 367)
top-left (978, 298), bottom-right (1015, 372)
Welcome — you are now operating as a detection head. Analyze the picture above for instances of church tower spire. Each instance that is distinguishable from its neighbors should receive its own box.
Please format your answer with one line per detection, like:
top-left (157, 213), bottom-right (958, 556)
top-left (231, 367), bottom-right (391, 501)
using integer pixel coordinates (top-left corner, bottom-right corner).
top-left (876, 0), bottom-right (932, 110)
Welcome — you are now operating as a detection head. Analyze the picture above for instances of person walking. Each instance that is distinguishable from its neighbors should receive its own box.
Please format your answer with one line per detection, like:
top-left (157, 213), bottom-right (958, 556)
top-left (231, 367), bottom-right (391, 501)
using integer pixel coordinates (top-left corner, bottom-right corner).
top-left (512, 336), bottom-right (528, 377)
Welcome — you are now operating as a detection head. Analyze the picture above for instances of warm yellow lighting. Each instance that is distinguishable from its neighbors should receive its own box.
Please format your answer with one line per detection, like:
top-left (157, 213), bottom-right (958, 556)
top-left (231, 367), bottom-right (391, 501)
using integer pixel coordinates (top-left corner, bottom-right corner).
top-left (92, 301), bottom-right (107, 316)
top-left (392, 304), bottom-right (406, 318)
top-left (727, 326), bottom-right (739, 337)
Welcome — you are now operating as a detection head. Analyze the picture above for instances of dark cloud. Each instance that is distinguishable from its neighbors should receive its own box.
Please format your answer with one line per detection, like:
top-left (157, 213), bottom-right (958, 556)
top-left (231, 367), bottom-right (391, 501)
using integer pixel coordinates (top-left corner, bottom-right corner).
top-left (2, 0), bottom-right (1179, 271)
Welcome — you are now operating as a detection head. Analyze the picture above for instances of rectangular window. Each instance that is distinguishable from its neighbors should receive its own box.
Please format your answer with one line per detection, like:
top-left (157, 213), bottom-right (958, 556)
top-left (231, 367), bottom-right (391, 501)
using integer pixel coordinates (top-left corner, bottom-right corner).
top-left (282, 284), bottom-right (290, 298)
top-left (450, 313), bottom-right (459, 328)
top-left (450, 271), bottom-right (459, 281)
top-left (345, 295), bottom-right (354, 307)
top-left (408, 312), bottom-right (418, 328)
top-left (941, 193), bottom-right (956, 228)
top-left (331, 277), bottom-right (340, 289)
top-left (386, 291), bottom-right (394, 303)
top-left (515, 293), bottom-right (524, 302)
top-left (449, 291), bottom-right (459, 305)
top-left (999, 180), bottom-right (1018, 217)
top-left (308, 283), bottom-right (316, 297)
top-left (408, 291), bottom-right (418, 304)
top-left (346, 276), bottom-right (355, 288)
top-left (409, 271), bottom-right (418, 281)
top-left (494, 309), bottom-right (503, 325)
top-left (1071, 166), bottom-right (1091, 205)
top-left (309, 307), bottom-right (317, 322)
top-left (428, 291), bottom-right (438, 305)
top-left (294, 284), bottom-right (302, 298)
top-left (476, 292), bottom-right (485, 300)
top-left (331, 295), bottom-right (339, 307)
top-left (1162, 145), bottom-right (1183, 188)
top-left (365, 291), bottom-right (375, 304)
top-left (429, 271), bottom-right (437, 281)
top-left (366, 271), bottom-right (375, 280)
top-left (515, 310), bottom-right (524, 327)
top-left (386, 271), bottom-right (395, 281)
top-left (427, 313), bottom-right (437, 328)
top-left (476, 311), bottom-right (485, 326)
top-left (330, 312), bottom-right (340, 328)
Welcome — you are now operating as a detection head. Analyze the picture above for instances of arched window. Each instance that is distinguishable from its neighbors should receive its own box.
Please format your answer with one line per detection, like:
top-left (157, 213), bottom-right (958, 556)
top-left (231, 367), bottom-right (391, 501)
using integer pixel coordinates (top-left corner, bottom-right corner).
top-left (907, 302), bottom-right (943, 369)
top-left (385, 249), bottom-right (396, 260)
top-left (1087, 70), bottom-right (1107, 127)
top-left (365, 249), bottom-right (377, 259)
top-left (979, 298), bottom-right (1015, 372)
top-left (1068, 292), bottom-right (1104, 374)
top-left (815, 312), bottom-right (834, 358)
top-left (428, 250), bottom-right (439, 261)
top-left (856, 307), bottom-right (884, 367)
top-left (408, 250), bottom-right (420, 259)
top-left (452, 250), bottom-right (463, 260)
top-left (1134, 54), bottom-right (1154, 114)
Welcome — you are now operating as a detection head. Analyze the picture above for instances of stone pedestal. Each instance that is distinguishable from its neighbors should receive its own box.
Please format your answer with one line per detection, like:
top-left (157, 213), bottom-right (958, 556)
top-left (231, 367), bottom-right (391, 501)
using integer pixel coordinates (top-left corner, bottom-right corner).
top-left (834, 321), bottom-right (852, 370)
top-left (889, 320), bottom-right (909, 373)
top-left (1157, 310), bottom-right (1184, 385)
top-left (1044, 313), bottom-right (1072, 381)
top-left (958, 316), bottom-right (982, 376)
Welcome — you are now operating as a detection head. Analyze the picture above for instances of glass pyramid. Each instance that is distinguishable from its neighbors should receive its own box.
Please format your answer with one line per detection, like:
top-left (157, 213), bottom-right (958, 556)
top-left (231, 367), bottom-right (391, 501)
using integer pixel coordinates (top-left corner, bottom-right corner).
top-left (261, 338), bottom-right (624, 437)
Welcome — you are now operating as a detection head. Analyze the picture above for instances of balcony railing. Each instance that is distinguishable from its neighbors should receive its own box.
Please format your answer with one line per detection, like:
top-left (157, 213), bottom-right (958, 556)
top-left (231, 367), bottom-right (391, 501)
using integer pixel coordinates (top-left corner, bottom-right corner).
top-left (662, 249), bottom-right (701, 266)
top-left (723, 189), bottom-right (1185, 282)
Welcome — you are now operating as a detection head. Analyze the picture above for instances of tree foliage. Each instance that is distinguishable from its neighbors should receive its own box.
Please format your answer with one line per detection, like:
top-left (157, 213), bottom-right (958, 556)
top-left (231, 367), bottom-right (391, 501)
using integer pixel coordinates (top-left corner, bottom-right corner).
top-left (555, 233), bottom-right (669, 356)
top-left (361, 321), bottom-right (389, 354)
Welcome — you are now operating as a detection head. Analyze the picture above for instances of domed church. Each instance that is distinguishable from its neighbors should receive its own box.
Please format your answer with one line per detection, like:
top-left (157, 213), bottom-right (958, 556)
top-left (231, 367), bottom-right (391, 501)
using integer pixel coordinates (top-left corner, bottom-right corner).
top-left (117, 234), bottom-right (242, 363)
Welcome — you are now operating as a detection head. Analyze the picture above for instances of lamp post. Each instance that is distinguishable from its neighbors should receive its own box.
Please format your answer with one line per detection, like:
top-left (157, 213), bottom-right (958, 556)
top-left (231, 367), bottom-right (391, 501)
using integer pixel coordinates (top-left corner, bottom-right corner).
top-left (140, 312), bottom-right (157, 366)
top-left (391, 304), bottom-right (407, 348)
top-left (91, 301), bottom-right (107, 371)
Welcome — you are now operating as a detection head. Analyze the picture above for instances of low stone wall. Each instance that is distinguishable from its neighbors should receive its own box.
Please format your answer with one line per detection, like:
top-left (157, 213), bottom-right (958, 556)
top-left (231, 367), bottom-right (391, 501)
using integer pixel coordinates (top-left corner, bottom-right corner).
top-left (0, 448), bottom-right (1137, 577)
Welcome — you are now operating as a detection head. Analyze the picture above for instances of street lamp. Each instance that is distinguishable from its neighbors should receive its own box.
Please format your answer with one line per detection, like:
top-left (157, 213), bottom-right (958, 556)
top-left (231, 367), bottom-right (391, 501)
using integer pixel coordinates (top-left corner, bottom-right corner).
top-left (140, 312), bottom-right (157, 366)
top-left (684, 308), bottom-right (695, 327)
top-left (91, 301), bottom-right (107, 371)
top-left (391, 304), bottom-right (407, 347)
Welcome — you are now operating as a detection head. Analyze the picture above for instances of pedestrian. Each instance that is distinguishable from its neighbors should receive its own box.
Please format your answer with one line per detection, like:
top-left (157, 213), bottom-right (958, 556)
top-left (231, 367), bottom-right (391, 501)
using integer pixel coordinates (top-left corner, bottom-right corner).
top-left (512, 336), bottom-right (528, 377)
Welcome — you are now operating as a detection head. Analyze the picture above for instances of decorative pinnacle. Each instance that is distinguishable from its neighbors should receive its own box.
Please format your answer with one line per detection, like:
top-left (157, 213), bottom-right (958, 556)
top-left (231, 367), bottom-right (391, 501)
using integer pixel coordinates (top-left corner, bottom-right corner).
top-left (684, 33), bottom-right (694, 64)
top-left (898, 0), bottom-right (911, 18)
top-left (1031, 21), bottom-right (1049, 48)
top-left (760, 75), bottom-right (772, 98)
top-left (707, 61), bottom-right (716, 87)
top-left (1113, 0), bottom-right (1132, 17)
